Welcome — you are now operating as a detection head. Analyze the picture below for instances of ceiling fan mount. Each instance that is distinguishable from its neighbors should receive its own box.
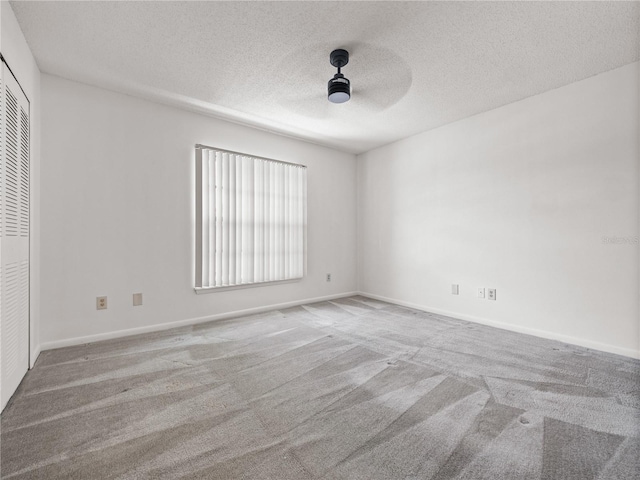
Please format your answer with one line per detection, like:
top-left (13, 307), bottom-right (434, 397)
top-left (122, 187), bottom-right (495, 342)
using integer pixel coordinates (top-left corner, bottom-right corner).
top-left (330, 49), bottom-right (349, 69)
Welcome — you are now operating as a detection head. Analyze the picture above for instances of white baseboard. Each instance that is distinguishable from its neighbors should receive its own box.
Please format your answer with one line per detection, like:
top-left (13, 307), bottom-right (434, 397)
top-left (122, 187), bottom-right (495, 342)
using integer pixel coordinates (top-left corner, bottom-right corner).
top-left (30, 344), bottom-right (41, 368)
top-left (358, 291), bottom-right (640, 360)
top-left (40, 291), bottom-right (358, 351)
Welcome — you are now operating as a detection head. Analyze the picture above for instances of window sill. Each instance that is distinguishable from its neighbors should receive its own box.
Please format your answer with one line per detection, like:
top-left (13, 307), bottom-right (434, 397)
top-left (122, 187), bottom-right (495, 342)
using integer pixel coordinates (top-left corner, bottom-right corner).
top-left (194, 277), bottom-right (303, 294)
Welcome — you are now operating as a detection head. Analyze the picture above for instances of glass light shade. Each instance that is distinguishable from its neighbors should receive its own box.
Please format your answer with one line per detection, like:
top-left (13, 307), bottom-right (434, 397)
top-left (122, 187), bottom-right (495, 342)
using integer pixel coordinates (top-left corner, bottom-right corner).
top-left (328, 91), bottom-right (350, 103)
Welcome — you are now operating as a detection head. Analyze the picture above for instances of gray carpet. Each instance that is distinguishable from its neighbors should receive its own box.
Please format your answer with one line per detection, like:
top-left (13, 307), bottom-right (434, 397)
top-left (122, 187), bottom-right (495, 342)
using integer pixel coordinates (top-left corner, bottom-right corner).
top-left (1, 295), bottom-right (639, 479)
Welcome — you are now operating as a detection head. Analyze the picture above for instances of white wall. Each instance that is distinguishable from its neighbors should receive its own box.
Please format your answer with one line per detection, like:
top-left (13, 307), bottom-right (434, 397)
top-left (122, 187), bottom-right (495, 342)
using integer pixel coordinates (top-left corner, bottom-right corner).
top-left (40, 74), bottom-right (357, 347)
top-left (1, 1), bottom-right (42, 366)
top-left (358, 62), bottom-right (639, 358)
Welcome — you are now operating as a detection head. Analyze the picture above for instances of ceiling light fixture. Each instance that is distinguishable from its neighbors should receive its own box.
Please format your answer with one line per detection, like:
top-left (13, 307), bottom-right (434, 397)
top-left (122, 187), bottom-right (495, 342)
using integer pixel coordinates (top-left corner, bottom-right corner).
top-left (328, 49), bottom-right (350, 104)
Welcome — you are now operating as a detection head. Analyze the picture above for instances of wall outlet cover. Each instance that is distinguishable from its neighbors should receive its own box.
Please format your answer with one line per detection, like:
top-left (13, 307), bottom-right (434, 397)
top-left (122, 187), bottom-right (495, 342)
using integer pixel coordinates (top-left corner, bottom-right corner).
top-left (488, 288), bottom-right (497, 300)
top-left (133, 293), bottom-right (143, 306)
top-left (451, 284), bottom-right (459, 295)
top-left (96, 296), bottom-right (107, 310)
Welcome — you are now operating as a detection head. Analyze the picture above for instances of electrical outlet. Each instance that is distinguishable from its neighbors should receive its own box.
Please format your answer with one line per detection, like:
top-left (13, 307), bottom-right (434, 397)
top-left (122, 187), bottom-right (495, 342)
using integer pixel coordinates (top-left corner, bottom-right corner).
top-left (326, 273), bottom-right (332, 282)
top-left (96, 296), bottom-right (107, 310)
top-left (451, 284), bottom-right (459, 295)
top-left (133, 293), bottom-right (143, 306)
top-left (477, 288), bottom-right (485, 299)
top-left (488, 288), bottom-right (497, 301)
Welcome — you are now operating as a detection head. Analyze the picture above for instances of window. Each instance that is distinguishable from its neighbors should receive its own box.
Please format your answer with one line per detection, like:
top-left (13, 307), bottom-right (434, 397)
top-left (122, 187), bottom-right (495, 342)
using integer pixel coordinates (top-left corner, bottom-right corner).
top-left (195, 145), bottom-right (307, 291)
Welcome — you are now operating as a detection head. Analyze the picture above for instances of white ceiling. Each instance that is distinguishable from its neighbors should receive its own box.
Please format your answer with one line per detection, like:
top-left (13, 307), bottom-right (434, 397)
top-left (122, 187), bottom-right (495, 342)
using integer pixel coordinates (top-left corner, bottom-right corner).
top-left (10, 1), bottom-right (640, 154)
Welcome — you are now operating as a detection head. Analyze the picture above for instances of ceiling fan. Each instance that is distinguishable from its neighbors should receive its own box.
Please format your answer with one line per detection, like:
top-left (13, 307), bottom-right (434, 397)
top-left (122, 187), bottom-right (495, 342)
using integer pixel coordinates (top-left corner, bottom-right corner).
top-left (327, 49), bottom-right (351, 104)
top-left (274, 43), bottom-right (411, 117)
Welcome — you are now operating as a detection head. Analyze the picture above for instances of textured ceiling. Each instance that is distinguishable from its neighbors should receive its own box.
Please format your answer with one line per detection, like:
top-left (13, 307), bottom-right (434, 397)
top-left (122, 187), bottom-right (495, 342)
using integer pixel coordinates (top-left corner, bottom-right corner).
top-left (10, 1), bottom-right (640, 154)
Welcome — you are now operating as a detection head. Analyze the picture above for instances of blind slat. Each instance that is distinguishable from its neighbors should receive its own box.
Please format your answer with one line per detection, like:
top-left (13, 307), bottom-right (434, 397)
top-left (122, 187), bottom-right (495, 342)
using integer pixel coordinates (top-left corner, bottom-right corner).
top-left (268, 161), bottom-right (275, 281)
top-left (263, 160), bottom-right (269, 282)
top-left (209, 152), bottom-right (215, 287)
top-left (222, 153), bottom-right (230, 285)
top-left (284, 166), bottom-right (290, 279)
top-left (255, 159), bottom-right (264, 283)
top-left (201, 151), bottom-right (210, 286)
top-left (278, 163), bottom-right (283, 281)
top-left (215, 152), bottom-right (223, 286)
top-left (229, 154), bottom-right (236, 285)
top-left (244, 156), bottom-right (254, 283)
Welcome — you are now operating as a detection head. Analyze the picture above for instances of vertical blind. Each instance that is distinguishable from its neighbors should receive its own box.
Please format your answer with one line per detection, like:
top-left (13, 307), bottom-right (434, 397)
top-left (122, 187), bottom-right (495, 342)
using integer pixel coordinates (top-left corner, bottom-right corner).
top-left (195, 146), bottom-right (307, 290)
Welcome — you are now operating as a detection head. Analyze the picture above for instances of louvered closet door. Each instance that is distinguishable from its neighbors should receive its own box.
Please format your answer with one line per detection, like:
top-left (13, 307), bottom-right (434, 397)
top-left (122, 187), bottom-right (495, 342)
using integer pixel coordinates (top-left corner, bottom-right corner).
top-left (0, 63), bottom-right (30, 411)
